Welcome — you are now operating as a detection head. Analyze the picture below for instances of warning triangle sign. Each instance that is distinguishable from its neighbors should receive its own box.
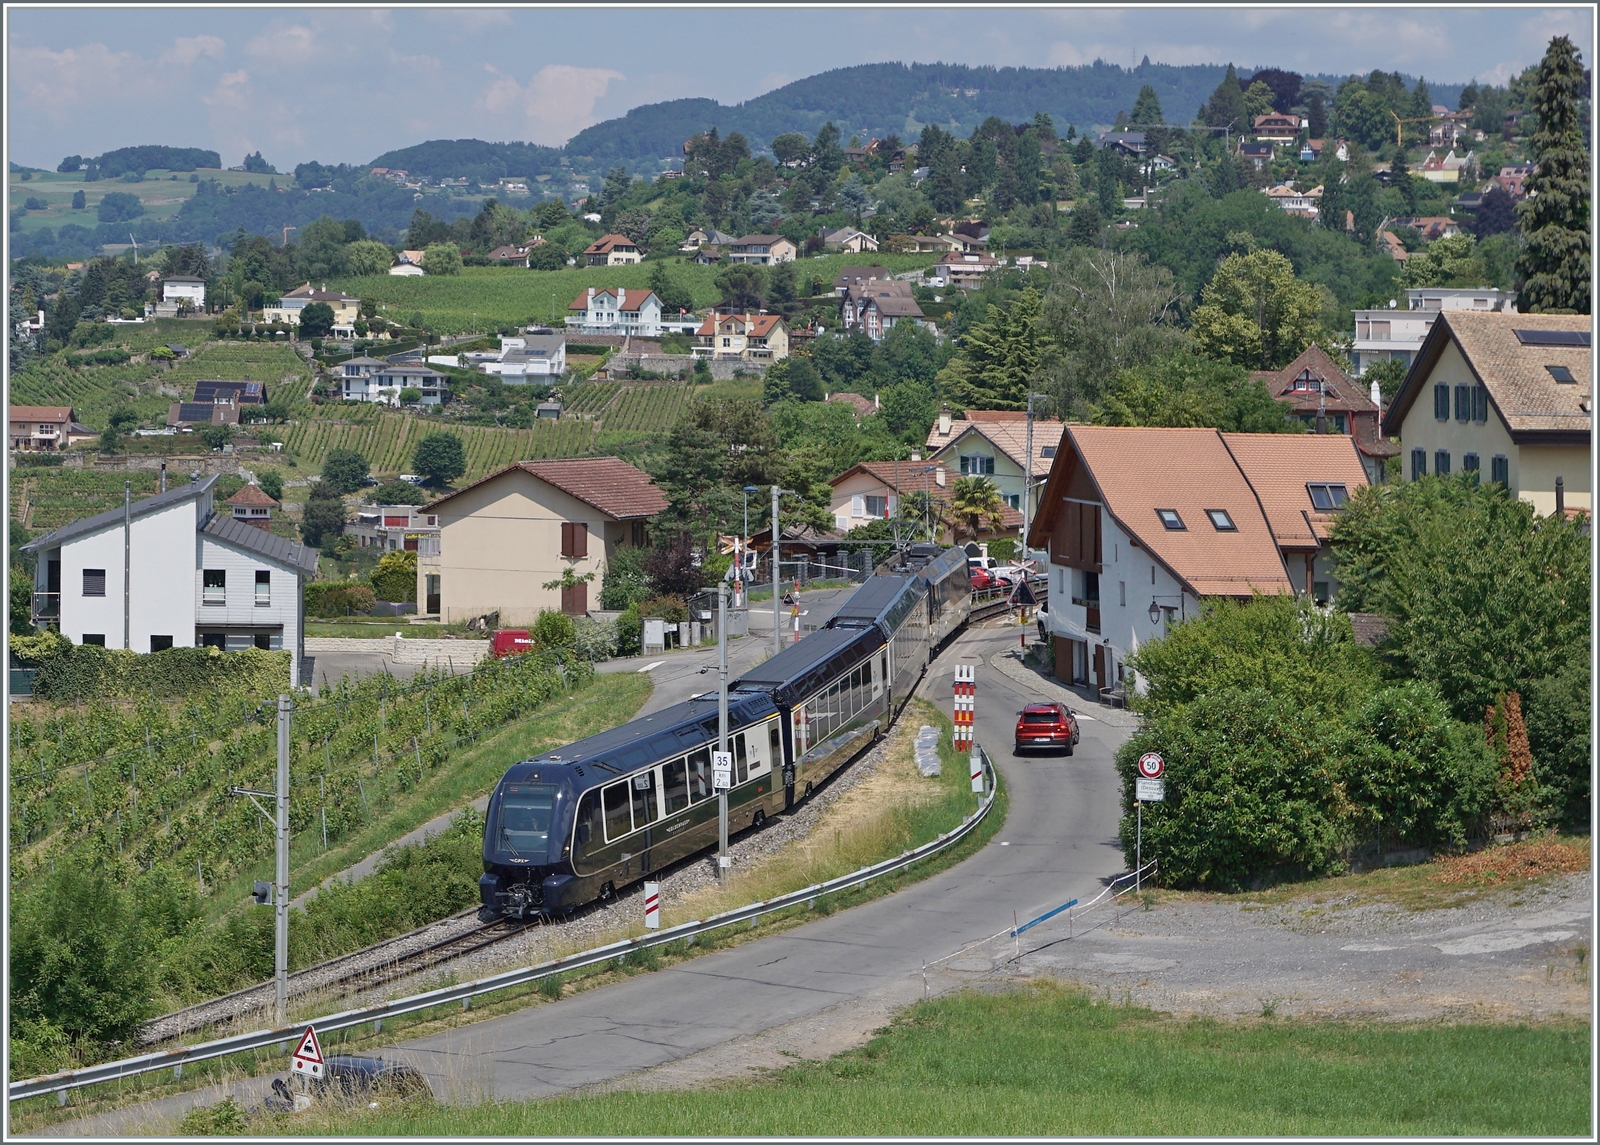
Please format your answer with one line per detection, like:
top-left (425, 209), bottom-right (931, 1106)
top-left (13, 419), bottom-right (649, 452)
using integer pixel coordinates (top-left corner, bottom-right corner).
top-left (290, 1025), bottom-right (325, 1078)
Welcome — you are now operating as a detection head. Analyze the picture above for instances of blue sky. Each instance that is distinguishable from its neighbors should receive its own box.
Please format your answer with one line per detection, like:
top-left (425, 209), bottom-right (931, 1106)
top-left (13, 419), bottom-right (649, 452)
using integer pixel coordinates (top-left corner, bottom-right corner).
top-left (8, 6), bottom-right (1592, 170)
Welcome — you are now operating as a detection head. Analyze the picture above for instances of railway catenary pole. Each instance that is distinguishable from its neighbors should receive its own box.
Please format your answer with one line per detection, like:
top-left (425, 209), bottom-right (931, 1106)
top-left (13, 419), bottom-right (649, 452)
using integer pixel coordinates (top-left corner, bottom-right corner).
top-left (771, 485), bottom-right (782, 658)
top-left (717, 581), bottom-right (729, 885)
top-left (275, 694), bottom-right (293, 1024)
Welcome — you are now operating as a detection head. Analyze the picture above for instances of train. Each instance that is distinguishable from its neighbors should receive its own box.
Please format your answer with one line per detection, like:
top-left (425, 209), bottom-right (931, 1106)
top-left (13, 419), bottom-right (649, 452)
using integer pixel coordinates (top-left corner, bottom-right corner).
top-left (478, 544), bottom-right (974, 919)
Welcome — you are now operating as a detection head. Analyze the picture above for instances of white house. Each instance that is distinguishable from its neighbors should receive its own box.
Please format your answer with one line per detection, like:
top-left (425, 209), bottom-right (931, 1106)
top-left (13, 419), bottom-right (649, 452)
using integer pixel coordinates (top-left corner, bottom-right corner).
top-left (388, 262), bottom-right (426, 277)
top-left (1348, 287), bottom-right (1517, 376)
top-left (565, 287), bottom-right (665, 336)
top-left (22, 476), bottom-right (318, 686)
top-left (729, 235), bottom-right (798, 264)
top-left (161, 275), bottom-right (207, 310)
top-left (482, 332), bottom-right (567, 380)
top-left (1027, 427), bottom-right (1369, 697)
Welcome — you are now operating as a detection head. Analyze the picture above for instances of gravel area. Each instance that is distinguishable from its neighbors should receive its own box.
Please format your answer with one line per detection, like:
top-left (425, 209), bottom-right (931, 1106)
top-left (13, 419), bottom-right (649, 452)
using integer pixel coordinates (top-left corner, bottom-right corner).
top-left (985, 871), bottom-right (1593, 1021)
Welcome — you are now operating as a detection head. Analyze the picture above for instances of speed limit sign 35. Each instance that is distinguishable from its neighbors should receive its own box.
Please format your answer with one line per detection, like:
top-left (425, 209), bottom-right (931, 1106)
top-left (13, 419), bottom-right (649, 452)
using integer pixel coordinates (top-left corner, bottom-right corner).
top-left (1136, 752), bottom-right (1165, 779)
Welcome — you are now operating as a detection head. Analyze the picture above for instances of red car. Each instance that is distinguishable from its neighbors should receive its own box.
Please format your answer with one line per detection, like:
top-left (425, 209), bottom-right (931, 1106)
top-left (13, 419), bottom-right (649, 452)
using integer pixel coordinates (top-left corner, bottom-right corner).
top-left (1014, 702), bottom-right (1080, 755)
top-left (969, 567), bottom-right (996, 590)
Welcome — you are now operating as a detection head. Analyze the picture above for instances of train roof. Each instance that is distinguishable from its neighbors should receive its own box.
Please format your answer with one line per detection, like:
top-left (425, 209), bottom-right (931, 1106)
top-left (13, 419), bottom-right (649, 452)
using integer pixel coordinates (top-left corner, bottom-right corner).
top-left (731, 625), bottom-right (884, 707)
top-left (825, 574), bottom-right (921, 631)
top-left (914, 545), bottom-right (970, 584)
top-left (504, 691), bottom-right (778, 785)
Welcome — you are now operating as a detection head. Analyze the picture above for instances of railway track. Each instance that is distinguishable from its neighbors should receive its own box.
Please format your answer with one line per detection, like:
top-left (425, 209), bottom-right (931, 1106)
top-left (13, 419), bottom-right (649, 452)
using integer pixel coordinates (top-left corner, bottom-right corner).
top-left (137, 910), bottom-right (534, 1046)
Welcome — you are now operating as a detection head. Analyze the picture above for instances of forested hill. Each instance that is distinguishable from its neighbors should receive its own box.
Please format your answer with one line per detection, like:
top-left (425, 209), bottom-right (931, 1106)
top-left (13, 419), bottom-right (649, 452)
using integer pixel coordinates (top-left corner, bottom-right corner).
top-left (567, 60), bottom-right (1234, 167)
top-left (366, 138), bottom-right (565, 183)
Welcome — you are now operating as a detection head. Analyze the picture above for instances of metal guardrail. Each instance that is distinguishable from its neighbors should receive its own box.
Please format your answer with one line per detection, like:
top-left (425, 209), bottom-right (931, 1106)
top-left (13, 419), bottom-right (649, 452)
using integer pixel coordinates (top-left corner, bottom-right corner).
top-left (9, 746), bottom-right (999, 1103)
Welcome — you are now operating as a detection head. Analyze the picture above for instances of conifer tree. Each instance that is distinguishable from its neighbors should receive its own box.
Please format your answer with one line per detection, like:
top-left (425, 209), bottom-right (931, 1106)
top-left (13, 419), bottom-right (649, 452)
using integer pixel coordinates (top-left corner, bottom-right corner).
top-left (1516, 35), bottom-right (1591, 313)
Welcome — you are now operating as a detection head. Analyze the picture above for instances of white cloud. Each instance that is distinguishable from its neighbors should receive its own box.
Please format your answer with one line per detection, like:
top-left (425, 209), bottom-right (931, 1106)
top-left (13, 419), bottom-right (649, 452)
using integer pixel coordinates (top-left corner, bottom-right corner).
top-left (161, 34), bottom-right (225, 68)
top-left (9, 42), bottom-right (152, 118)
top-left (244, 23), bottom-right (326, 69)
top-left (477, 64), bottom-right (625, 145)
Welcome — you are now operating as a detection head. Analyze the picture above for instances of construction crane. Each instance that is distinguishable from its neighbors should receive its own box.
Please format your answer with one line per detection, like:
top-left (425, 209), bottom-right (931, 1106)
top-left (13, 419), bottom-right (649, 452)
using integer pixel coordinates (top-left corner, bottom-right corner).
top-left (281, 224), bottom-right (296, 247)
top-left (1390, 109), bottom-right (1439, 149)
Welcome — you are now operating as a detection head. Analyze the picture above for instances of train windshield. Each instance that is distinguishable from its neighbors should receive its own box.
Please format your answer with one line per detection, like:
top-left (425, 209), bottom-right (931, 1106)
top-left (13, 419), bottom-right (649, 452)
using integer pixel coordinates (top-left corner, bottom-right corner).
top-left (493, 783), bottom-right (558, 858)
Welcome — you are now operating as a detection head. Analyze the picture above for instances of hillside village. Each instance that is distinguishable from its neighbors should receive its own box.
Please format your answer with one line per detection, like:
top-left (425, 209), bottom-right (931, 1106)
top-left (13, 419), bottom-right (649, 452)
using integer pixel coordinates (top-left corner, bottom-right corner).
top-left (4, 36), bottom-right (1594, 1119)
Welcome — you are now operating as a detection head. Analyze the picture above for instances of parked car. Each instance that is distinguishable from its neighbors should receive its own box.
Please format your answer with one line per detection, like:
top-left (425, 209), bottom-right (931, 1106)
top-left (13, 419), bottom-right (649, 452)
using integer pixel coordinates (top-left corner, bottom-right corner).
top-left (1014, 702), bottom-right (1080, 755)
top-left (969, 566), bottom-right (997, 591)
top-left (265, 1056), bottom-right (432, 1111)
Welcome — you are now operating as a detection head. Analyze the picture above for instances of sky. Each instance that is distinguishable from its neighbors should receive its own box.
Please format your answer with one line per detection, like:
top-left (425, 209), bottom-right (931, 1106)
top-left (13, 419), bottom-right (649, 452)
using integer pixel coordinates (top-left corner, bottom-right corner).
top-left (7, 5), bottom-right (1593, 171)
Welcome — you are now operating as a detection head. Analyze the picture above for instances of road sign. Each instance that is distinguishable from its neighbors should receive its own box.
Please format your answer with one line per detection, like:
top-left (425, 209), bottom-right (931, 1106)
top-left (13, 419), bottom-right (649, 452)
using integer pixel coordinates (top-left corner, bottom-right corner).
top-left (290, 1025), bottom-right (324, 1080)
top-left (1135, 777), bottom-right (1165, 802)
top-left (1136, 752), bottom-right (1165, 779)
top-left (712, 750), bottom-right (733, 790)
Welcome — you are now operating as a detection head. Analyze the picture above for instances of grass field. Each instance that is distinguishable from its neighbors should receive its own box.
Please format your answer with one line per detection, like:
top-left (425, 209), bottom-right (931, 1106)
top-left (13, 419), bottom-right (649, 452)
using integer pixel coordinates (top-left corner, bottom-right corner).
top-left (7, 168), bottom-right (280, 236)
top-left (329, 253), bottom-right (935, 334)
top-left (288, 984), bottom-right (1589, 1137)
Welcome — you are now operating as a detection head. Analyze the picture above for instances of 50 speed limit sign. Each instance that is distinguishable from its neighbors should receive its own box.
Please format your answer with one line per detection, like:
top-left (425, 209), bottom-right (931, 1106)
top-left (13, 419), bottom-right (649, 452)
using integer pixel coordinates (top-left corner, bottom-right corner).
top-left (1136, 752), bottom-right (1165, 779)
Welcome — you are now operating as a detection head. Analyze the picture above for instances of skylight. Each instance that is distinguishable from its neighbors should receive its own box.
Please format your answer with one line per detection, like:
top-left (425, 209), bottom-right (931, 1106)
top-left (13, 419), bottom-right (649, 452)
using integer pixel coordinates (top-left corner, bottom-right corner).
top-left (1205, 509), bottom-right (1237, 531)
top-left (1307, 483), bottom-right (1349, 510)
top-left (1547, 365), bottom-right (1577, 384)
top-left (1156, 508), bottom-right (1185, 531)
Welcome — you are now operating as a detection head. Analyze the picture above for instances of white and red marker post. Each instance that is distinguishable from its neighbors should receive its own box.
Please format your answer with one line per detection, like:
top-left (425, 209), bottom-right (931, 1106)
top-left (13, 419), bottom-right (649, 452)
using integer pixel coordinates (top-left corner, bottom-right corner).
top-left (643, 881), bottom-right (660, 929)
top-left (953, 663), bottom-right (976, 767)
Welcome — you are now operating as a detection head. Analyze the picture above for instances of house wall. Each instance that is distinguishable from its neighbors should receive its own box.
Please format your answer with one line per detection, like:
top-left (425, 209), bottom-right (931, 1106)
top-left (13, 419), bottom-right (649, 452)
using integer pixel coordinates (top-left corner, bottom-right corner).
top-left (1396, 339), bottom-right (1591, 513)
top-left (195, 535), bottom-right (305, 682)
top-left (163, 282), bottom-right (206, 306)
top-left (435, 472), bottom-right (622, 625)
top-left (53, 498), bottom-right (202, 649)
top-left (927, 430), bottom-right (1029, 508)
top-left (830, 473), bottom-right (901, 530)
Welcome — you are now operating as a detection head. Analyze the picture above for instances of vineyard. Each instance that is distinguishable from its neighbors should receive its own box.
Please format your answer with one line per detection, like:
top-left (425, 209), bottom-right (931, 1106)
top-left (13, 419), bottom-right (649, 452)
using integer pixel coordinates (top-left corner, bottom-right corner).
top-left (601, 384), bottom-right (692, 433)
top-left (7, 652), bottom-right (587, 922)
top-left (11, 469), bottom-right (163, 531)
top-left (281, 409), bottom-right (603, 480)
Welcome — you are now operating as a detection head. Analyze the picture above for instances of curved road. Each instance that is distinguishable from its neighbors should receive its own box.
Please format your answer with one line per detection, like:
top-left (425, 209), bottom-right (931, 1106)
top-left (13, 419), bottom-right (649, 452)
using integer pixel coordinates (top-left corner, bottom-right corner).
top-left (398, 622), bottom-right (1130, 1103)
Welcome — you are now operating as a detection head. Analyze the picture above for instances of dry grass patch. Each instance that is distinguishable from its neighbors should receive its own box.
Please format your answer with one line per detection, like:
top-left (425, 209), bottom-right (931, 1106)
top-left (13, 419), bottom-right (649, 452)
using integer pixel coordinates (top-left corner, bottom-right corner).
top-left (1429, 835), bottom-right (1591, 888)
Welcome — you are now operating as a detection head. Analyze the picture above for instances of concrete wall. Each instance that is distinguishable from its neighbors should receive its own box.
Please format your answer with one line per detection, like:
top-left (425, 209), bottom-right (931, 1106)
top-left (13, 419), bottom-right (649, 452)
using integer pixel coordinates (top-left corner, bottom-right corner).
top-left (52, 496), bottom-right (202, 650)
top-left (607, 355), bottom-right (765, 380)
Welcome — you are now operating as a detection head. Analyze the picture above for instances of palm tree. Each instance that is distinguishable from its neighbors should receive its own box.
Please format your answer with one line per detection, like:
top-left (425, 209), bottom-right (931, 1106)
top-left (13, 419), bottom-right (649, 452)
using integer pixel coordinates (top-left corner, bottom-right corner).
top-left (950, 475), bottom-right (1005, 540)
top-left (898, 490), bottom-right (950, 543)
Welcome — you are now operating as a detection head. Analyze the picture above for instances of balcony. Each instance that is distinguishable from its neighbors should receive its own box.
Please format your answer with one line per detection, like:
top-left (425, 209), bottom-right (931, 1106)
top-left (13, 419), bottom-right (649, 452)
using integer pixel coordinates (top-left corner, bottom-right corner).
top-left (30, 592), bottom-right (59, 623)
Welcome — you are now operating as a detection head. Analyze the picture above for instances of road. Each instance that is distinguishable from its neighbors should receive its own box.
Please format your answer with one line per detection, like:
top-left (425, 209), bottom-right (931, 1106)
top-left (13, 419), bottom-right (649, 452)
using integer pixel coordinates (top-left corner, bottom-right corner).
top-left (27, 601), bottom-right (1129, 1133)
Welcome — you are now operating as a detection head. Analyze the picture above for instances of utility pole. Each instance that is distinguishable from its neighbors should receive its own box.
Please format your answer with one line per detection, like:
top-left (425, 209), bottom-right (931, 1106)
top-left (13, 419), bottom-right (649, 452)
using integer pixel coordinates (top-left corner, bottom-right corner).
top-left (123, 482), bottom-right (131, 650)
top-left (717, 582), bottom-right (729, 884)
top-left (1021, 392), bottom-right (1050, 554)
top-left (274, 694), bottom-right (291, 1022)
top-left (771, 485), bottom-right (782, 658)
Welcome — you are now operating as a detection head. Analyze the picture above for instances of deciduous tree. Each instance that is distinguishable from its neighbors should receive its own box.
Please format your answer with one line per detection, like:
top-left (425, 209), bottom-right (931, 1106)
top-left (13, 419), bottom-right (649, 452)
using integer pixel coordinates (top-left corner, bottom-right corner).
top-left (1191, 249), bottom-right (1323, 370)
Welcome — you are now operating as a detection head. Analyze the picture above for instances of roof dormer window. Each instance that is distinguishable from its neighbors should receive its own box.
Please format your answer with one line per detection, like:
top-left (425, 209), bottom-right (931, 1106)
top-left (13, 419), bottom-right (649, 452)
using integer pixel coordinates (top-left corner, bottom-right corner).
top-left (1155, 508), bottom-right (1185, 531)
top-left (1289, 370), bottom-right (1322, 392)
top-left (1307, 483), bottom-right (1349, 510)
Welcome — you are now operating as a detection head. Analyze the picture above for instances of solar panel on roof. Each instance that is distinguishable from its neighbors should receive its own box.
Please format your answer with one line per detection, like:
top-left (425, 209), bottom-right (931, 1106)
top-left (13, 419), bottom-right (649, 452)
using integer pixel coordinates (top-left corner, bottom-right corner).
top-left (1513, 329), bottom-right (1591, 347)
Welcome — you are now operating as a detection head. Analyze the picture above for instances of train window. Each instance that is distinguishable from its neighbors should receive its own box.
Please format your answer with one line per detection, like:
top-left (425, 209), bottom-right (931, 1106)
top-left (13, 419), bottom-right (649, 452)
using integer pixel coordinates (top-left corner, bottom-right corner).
top-left (631, 770), bottom-right (659, 826)
top-left (687, 747), bottom-right (711, 803)
top-left (734, 732), bottom-right (748, 784)
top-left (602, 782), bottom-right (631, 841)
top-left (662, 758), bottom-right (689, 814)
top-left (769, 723), bottom-right (782, 768)
top-left (494, 784), bottom-right (556, 857)
top-left (574, 790), bottom-right (602, 848)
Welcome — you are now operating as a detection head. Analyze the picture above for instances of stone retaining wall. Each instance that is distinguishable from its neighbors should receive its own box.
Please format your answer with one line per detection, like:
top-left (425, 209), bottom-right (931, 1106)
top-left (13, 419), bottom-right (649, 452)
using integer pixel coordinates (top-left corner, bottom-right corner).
top-left (304, 636), bottom-right (492, 665)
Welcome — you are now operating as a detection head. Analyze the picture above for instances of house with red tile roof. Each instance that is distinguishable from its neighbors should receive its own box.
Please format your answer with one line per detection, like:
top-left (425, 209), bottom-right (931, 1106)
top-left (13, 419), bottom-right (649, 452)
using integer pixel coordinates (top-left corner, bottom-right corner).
top-left (566, 287), bottom-right (665, 337)
top-left (692, 311), bottom-right (790, 362)
top-left (1026, 427), bottom-right (1369, 694)
top-left (9, 406), bottom-right (95, 451)
top-left (424, 458), bottom-right (669, 622)
top-left (829, 460), bottom-right (1022, 540)
top-left (1251, 344), bottom-right (1399, 484)
top-left (226, 483), bottom-right (280, 531)
top-left (923, 408), bottom-right (1066, 520)
top-left (581, 234), bottom-right (642, 265)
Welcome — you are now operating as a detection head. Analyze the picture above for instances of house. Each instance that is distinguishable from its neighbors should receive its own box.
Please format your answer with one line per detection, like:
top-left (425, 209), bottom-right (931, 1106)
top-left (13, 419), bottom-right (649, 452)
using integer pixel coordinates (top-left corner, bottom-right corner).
top-left (828, 460), bottom-right (1023, 539)
top-left (1251, 344), bottom-right (1399, 484)
top-left (679, 227), bottom-right (737, 253)
top-left (167, 401), bottom-right (240, 429)
top-left (1494, 164), bottom-right (1534, 198)
top-left (373, 363), bottom-right (450, 407)
top-left (481, 332), bottom-right (567, 380)
top-left (1145, 154), bottom-right (1177, 173)
top-left (820, 227), bottom-right (880, 253)
top-left (22, 475), bottom-right (317, 684)
top-left (1239, 141), bottom-right (1274, 169)
top-left (9, 406), bottom-right (95, 451)
top-left (388, 261), bottom-right (426, 276)
top-left (263, 284), bottom-right (362, 333)
top-left (397, 250), bottom-right (426, 266)
top-left (1348, 287), bottom-right (1517, 376)
top-left (424, 458), bottom-right (668, 622)
top-left (826, 391), bottom-right (878, 421)
top-left (1096, 131), bottom-right (1147, 156)
top-left (161, 275), bottom-right (207, 310)
top-left (1262, 183), bottom-right (1321, 218)
top-left (1026, 427), bottom-right (1369, 694)
top-left (1252, 113), bottom-right (1303, 142)
top-left (930, 251), bottom-right (1001, 289)
top-left (194, 380), bottom-right (268, 406)
top-left (924, 408), bottom-right (1066, 514)
top-left (1381, 312), bottom-right (1590, 517)
top-left (336, 355), bottom-right (386, 398)
top-left (345, 504), bottom-right (441, 553)
top-left (581, 234), bottom-right (642, 265)
top-left (1430, 110), bottom-right (1476, 148)
top-left (1420, 149), bottom-right (1476, 183)
top-left (896, 233), bottom-right (968, 255)
top-left (1300, 138), bottom-right (1348, 163)
top-left (565, 287), bottom-right (665, 337)
top-left (729, 235), bottom-right (798, 265)
top-left (1379, 230), bottom-right (1410, 264)
top-left (692, 311), bottom-right (790, 361)
top-left (840, 278), bottom-right (929, 342)
top-left (226, 482), bottom-right (279, 531)
top-left (833, 266), bottom-right (895, 296)
top-left (1392, 215), bottom-right (1461, 241)
top-left (485, 243), bottom-right (541, 267)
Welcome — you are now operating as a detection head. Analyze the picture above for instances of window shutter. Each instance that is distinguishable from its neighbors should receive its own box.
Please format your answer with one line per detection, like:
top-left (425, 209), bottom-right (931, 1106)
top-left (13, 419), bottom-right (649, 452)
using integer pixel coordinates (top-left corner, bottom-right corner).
top-left (1434, 384), bottom-right (1449, 420)
top-left (851, 494), bottom-right (865, 517)
top-left (1411, 449), bottom-right (1426, 480)
top-left (1455, 384), bottom-right (1470, 422)
top-left (575, 580), bottom-right (587, 615)
top-left (571, 523), bottom-right (587, 558)
top-left (559, 522), bottom-right (572, 558)
top-left (1474, 385), bottom-right (1489, 423)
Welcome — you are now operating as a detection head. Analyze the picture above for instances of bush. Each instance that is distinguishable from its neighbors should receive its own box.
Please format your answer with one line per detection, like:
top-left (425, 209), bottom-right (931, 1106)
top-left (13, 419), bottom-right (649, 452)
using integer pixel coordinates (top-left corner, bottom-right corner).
top-left (369, 550), bottom-right (418, 603)
top-left (321, 448), bottom-right (370, 495)
top-left (305, 582), bottom-right (377, 617)
top-left (372, 478), bottom-right (428, 505)
top-left (177, 1098), bottom-right (247, 1136)
top-left (1523, 663), bottom-right (1592, 827)
top-left (615, 608), bottom-right (642, 656)
top-left (636, 595), bottom-right (688, 623)
top-left (9, 633), bottom-right (290, 701)
top-left (600, 545), bottom-right (652, 610)
top-left (572, 615), bottom-right (619, 661)
top-left (532, 609), bottom-right (576, 649)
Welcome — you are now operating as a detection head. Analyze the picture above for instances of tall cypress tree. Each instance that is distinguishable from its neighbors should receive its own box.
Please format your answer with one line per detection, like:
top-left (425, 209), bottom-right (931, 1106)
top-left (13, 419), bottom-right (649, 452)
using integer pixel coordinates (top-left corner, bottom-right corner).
top-left (1516, 36), bottom-right (1591, 313)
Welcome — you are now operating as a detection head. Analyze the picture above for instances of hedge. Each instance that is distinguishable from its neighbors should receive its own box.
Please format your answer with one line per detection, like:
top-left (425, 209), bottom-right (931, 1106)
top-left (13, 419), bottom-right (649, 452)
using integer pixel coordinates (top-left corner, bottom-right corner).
top-left (305, 582), bottom-right (377, 617)
top-left (10, 634), bottom-right (290, 702)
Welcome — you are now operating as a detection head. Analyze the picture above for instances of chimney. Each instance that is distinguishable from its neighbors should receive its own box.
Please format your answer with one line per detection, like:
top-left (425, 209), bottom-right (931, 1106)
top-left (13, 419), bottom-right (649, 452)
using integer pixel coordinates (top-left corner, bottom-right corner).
top-left (1556, 476), bottom-right (1565, 516)
top-left (874, 393), bottom-right (880, 410)
top-left (938, 410), bottom-right (951, 436)
top-left (1370, 374), bottom-right (1382, 406)
top-left (1315, 393), bottom-right (1327, 435)
top-left (911, 450), bottom-right (922, 462)
top-left (935, 466), bottom-right (947, 487)
top-left (159, 461), bottom-right (167, 493)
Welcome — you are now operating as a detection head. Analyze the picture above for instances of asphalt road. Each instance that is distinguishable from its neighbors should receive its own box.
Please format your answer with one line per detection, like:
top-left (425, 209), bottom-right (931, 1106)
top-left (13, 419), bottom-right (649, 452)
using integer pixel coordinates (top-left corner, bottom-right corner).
top-left (396, 622), bottom-right (1129, 1103)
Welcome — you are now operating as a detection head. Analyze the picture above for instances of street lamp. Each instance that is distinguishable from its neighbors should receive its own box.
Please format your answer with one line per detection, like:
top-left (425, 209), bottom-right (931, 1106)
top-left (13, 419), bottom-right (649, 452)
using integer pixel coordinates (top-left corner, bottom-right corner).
top-left (1149, 595), bottom-right (1183, 627)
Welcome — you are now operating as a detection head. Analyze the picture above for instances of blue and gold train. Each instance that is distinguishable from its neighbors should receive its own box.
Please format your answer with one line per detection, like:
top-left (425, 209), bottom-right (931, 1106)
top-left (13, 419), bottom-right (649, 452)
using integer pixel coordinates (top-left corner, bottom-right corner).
top-left (479, 545), bottom-right (972, 919)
